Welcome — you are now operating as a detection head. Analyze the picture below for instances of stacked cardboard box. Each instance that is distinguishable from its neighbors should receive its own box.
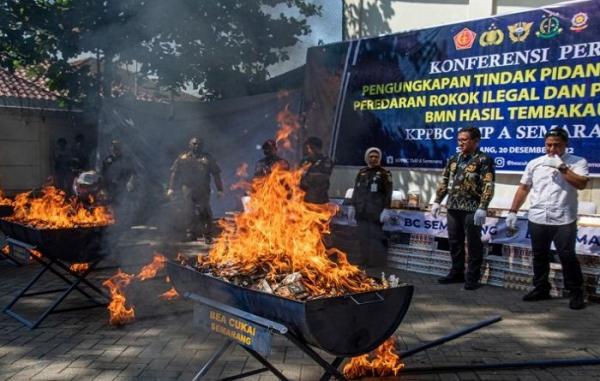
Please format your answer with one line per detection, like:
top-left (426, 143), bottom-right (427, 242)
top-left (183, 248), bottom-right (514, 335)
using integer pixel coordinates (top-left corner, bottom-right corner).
top-left (388, 235), bottom-right (600, 302)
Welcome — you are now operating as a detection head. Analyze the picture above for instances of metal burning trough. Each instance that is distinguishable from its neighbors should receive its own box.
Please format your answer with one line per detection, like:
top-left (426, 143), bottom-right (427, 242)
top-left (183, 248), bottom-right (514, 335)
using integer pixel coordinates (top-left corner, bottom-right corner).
top-left (168, 260), bottom-right (414, 357)
top-left (0, 219), bottom-right (107, 262)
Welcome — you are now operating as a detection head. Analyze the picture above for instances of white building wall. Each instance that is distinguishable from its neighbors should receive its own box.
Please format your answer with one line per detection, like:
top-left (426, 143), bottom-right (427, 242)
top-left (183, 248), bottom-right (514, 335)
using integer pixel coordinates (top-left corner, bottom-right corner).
top-left (339, 0), bottom-right (599, 212)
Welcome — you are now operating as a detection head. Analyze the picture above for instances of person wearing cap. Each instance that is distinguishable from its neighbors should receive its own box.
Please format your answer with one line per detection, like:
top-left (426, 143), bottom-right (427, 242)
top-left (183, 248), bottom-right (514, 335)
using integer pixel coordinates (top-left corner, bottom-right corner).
top-left (73, 170), bottom-right (108, 206)
top-left (432, 127), bottom-right (495, 290)
top-left (299, 136), bottom-right (333, 204)
top-left (167, 137), bottom-right (224, 243)
top-left (349, 147), bottom-right (393, 268)
top-left (253, 139), bottom-right (289, 178)
top-left (506, 128), bottom-right (588, 310)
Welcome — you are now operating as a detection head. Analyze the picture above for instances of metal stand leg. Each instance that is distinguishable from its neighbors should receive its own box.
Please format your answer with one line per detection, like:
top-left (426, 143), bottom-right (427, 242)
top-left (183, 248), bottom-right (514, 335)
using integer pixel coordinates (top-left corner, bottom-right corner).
top-left (186, 293), bottom-right (348, 381)
top-left (3, 255), bottom-right (109, 329)
top-left (240, 346), bottom-right (289, 381)
top-left (286, 333), bottom-right (347, 381)
top-left (318, 357), bottom-right (345, 381)
top-left (0, 248), bottom-right (22, 266)
top-left (192, 340), bottom-right (232, 381)
top-left (401, 357), bottom-right (600, 375)
top-left (401, 315), bottom-right (502, 359)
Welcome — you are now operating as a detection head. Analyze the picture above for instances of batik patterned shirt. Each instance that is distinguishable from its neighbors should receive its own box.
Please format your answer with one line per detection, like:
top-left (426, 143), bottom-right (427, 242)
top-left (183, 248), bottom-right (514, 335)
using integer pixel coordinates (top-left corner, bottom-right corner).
top-left (434, 150), bottom-right (495, 212)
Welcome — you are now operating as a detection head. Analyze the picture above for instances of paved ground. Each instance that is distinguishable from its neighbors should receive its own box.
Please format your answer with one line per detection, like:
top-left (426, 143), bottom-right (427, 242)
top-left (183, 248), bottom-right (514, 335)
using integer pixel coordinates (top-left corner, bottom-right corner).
top-left (1, 241), bottom-right (600, 381)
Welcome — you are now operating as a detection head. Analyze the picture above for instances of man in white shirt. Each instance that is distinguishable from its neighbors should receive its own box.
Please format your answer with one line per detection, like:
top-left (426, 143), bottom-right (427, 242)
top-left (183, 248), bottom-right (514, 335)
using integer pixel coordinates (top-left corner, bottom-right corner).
top-left (506, 128), bottom-right (589, 310)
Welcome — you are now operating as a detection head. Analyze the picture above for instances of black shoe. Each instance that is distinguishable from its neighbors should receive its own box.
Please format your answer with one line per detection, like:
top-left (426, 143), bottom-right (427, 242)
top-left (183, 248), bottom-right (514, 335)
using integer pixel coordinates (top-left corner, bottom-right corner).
top-left (569, 291), bottom-right (586, 310)
top-left (522, 288), bottom-right (551, 302)
top-left (463, 282), bottom-right (481, 291)
top-left (438, 274), bottom-right (464, 284)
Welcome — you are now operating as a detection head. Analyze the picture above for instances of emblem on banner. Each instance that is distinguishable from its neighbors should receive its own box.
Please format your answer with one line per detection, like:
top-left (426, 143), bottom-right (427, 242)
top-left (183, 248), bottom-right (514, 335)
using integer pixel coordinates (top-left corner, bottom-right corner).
top-left (453, 27), bottom-right (477, 50)
top-left (507, 21), bottom-right (533, 42)
top-left (480, 23), bottom-right (504, 46)
top-left (570, 12), bottom-right (589, 32)
top-left (536, 14), bottom-right (562, 38)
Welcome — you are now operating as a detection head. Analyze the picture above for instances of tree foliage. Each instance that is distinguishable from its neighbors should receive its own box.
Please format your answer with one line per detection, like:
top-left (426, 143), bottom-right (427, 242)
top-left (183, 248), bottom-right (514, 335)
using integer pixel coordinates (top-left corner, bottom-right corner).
top-left (0, 0), bottom-right (321, 102)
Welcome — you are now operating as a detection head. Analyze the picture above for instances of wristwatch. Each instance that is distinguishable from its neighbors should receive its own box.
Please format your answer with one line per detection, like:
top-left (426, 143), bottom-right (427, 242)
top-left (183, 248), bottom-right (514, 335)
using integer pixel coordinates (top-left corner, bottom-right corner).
top-left (558, 163), bottom-right (568, 173)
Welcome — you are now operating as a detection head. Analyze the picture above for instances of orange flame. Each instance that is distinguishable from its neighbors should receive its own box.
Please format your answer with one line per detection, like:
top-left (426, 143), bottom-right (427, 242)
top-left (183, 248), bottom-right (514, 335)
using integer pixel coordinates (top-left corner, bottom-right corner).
top-left (275, 104), bottom-right (301, 150)
top-left (29, 249), bottom-right (42, 259)
top-left (343, 337), bottom-right (405, 379)
top-left (136, 253), bottom-right (167, 281)
top-left (69, 263), bottom-right (89, 273)
top-left (201, 165), bottom-right (379, 298)
top-left (102, 270), bottom-right (135, 326)
top-left (159, 287), bottom-right (180, 300)
top-left (0, 189), bottom-right (12, 206)
top-left (8, 186), bottom-right (114, 228)
top-left (231, 163), bottom-right (251, 191)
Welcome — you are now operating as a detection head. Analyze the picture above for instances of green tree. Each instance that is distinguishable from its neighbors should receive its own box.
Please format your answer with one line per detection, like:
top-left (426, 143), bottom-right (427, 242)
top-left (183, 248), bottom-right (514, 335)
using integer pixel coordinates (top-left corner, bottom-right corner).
top-left (0, 0), bottom-right (321, 103)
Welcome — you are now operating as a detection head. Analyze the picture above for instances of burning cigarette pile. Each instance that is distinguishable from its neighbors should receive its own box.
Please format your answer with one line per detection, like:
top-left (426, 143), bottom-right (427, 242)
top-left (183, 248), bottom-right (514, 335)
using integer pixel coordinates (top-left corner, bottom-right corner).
top-left (184, 164), bottom-right (385, 301)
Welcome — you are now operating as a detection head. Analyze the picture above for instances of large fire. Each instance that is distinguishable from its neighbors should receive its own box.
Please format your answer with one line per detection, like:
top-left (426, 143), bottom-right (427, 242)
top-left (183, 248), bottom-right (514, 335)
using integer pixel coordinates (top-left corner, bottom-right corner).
top-left (343, 337), bottom-right (405, 379)
top-left (198, 164), bottom-right (381, 299)
top-left (7, 186), bottom-right (113, 228)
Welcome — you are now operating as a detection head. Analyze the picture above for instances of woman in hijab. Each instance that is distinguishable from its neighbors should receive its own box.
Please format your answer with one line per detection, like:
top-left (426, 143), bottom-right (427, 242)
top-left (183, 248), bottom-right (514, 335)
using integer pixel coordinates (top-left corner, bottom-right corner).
top-left (349, 147), bottom-right (393, 268)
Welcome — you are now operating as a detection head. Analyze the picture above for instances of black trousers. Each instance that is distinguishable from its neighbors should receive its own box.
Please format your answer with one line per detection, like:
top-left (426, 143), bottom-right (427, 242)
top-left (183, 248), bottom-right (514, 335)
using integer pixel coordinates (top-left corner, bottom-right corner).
top-left (528, 221), bottom-right (583, 293)
top-left (446, 209), bottom-right (484, 284)
top-left (357, 218), bottom-right (387, 267)
top-left (181, 192), bottom-right (213, 239)
top-left (189, 200), bottom-right (213, 239)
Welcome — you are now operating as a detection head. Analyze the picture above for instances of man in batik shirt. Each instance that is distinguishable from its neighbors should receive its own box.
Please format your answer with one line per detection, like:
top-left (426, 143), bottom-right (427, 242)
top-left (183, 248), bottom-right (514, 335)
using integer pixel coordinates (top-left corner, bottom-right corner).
top-left (432, 127), bottom-right (495, 290)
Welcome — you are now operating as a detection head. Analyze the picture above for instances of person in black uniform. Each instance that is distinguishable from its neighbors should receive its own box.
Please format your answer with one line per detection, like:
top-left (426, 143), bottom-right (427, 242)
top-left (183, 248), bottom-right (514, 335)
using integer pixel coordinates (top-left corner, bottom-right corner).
top-left (101, 140), bottom-right (136, 201)
top-left (299, 136), bottom-right (333, 204)
top-left (53, 137), bottom-right (74, 194)
top-left (101, 139), bottom-right (137, 225)
top-left (253, 139), bottom-right (289, 178)
top-left (71, 134), bottom-right (90, 173)
top-left (167, 137), bottom-right (224, 243)
top-left (349, 147), bottom-right (393, 268)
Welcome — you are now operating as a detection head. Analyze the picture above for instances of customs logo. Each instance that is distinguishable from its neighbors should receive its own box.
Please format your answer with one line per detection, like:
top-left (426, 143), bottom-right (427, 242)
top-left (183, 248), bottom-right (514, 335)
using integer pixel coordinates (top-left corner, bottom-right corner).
top-left (536, 14), bottom-right (562, 39)
top-left (570, 12), bottom-right (589, 32)
top-left (480, 23), bottom-right (504, 46)
top-left (453, 27), bottom-right (477, 50)
top-left (507, 21), bottom-right (533, 42)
